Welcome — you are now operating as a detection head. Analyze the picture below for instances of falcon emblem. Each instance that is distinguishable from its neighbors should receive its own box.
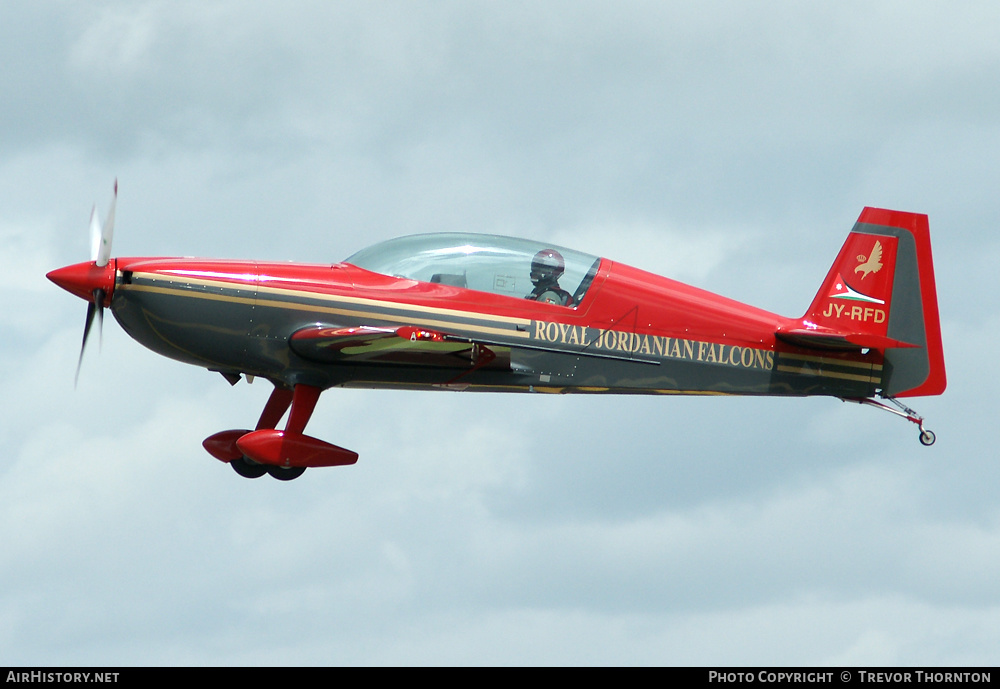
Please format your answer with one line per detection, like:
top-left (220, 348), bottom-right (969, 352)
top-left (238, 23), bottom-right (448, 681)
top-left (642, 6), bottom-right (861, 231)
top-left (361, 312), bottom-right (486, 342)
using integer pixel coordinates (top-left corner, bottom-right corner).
top-left (855, 240), bottom-right (883, 280)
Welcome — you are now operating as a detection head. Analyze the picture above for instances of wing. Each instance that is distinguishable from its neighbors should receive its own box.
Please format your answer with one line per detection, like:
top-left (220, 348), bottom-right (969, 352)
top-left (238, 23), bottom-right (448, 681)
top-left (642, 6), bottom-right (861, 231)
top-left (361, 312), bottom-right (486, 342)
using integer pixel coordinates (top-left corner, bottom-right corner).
top-left (289, 324), bottom-right (508, 369)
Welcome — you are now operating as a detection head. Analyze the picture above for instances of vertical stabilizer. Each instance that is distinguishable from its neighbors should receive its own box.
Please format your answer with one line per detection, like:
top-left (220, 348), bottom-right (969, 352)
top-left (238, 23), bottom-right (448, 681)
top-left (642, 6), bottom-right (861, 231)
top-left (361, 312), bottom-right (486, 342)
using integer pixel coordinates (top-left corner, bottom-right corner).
top-left (800, 208), bottom-right (946, 397)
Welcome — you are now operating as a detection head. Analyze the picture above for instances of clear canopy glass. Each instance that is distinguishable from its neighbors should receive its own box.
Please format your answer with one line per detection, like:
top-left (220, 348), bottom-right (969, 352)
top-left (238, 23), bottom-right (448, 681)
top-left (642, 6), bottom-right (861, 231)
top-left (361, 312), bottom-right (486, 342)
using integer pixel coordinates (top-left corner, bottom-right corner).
top-left (345, 233), bottom-right (601, 307)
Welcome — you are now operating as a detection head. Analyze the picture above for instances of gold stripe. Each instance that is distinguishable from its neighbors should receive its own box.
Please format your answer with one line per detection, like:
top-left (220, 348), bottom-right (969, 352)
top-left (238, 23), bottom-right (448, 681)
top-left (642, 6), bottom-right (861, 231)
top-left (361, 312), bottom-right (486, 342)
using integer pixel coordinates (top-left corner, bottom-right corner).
top-left (778, 351), bottom-right (882, 371)
top-left (125, 283), bottom-right (530, 340)
top-left (338, 380), bottom-right (738, 395)
top-left (126, 284), bottom-right (256, 306)
top-left (256, 281), bottom-right (532, 326)
top-left (133, 271), bottom-right (532, 326)
top-left (643, 389), bottom-right (733, 396)
top-left (253, 296), bottom-right (529, 339)
top-left (776, 364), bottom-right (879, 383)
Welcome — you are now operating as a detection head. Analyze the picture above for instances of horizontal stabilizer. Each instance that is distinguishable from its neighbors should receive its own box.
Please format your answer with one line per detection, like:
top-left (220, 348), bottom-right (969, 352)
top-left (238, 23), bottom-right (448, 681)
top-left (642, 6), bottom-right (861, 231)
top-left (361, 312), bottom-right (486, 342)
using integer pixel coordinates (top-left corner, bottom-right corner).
top-left (776, 327), bottom-right (919, 352)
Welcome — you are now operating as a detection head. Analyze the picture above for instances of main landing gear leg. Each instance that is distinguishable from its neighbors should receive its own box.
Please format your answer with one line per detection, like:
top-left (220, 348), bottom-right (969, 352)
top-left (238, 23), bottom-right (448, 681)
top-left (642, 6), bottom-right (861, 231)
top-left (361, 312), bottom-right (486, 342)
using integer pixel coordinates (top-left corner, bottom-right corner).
top-left (844, 396), bottom-right (937, 446)
top-left (232, 383), bottom-right (357, 476)
top-left (285, 384), bottom-right (320, 436)
top-left (228, 385), bottom-right (295, 479)
top-left (262, 384), bottom-right (320, 481)
top-left (208, 384), bottom-right (334, 480)
top-left (256, 386), bottom-right (294, 431)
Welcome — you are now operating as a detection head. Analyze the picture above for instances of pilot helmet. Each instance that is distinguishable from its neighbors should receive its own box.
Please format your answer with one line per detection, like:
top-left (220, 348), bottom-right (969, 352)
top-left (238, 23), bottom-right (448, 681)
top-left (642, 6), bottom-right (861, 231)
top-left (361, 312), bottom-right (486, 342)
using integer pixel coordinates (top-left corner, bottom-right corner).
top-left (530, 249), bottom-right (565, 285)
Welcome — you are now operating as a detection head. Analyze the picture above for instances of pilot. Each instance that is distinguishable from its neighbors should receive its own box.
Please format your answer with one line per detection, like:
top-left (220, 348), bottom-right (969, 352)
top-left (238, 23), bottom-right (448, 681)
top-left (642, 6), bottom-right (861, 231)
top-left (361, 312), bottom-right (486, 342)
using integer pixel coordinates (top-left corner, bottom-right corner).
top-left (526, 249), bottom-right (572, 306)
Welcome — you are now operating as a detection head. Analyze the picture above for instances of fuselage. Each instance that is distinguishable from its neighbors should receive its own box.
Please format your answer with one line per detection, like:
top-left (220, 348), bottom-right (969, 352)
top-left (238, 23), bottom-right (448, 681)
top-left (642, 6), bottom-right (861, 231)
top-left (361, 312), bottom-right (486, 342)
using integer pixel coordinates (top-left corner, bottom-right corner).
top-left (108, 255), bottom-right (884, 399)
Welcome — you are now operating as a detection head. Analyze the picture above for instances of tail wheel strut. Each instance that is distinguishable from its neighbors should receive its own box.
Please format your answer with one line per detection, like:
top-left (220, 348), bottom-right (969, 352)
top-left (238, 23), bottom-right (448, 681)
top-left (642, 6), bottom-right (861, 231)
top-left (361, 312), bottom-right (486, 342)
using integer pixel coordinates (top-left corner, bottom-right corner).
top-left (843, 396), bottom-right (936, 446)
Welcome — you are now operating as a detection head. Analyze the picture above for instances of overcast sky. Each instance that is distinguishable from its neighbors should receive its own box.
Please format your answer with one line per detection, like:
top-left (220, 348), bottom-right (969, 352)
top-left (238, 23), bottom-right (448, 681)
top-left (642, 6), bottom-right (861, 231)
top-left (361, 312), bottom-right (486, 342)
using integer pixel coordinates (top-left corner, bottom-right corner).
top-left (2, 1), bottom-right (998, 666)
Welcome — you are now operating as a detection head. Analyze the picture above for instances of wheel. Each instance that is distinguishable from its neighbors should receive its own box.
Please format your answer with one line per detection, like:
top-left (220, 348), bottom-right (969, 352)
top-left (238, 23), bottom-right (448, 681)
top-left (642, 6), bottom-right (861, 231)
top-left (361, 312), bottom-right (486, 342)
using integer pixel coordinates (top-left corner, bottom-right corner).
top-left (919, 429), bottom-right (936, 446)
top-left (230, 456), bottom-right (267, 479)
top-left (266, 465), bottom-right (306, 481)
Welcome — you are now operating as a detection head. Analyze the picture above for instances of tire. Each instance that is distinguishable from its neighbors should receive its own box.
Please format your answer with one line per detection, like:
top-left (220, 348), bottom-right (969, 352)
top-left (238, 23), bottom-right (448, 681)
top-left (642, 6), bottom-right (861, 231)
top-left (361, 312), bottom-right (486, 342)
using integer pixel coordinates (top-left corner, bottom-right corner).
top-left (267, 465), bottom-right (306, 481)
top-left (230, 456), bottom-right (267, 479)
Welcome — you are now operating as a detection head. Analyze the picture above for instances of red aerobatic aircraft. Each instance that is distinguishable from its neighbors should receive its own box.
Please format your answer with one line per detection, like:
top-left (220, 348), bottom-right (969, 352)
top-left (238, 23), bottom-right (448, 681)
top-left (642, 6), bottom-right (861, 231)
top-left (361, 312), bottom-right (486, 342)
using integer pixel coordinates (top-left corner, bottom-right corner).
top-left (49, 184), bottom-right (946, 480)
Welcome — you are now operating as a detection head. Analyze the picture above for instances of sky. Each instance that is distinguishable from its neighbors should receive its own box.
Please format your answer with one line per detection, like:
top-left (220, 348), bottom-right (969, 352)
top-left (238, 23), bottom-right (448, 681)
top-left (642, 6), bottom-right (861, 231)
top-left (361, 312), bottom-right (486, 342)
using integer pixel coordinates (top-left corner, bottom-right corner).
top-left (1, 0), bottom-right (999, 666)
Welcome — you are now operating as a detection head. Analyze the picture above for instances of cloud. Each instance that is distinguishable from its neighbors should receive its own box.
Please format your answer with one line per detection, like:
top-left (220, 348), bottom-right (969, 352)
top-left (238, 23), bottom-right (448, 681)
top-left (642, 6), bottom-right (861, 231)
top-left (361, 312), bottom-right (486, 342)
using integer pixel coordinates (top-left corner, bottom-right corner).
top-left (2, 0), bottom-right (997, 666)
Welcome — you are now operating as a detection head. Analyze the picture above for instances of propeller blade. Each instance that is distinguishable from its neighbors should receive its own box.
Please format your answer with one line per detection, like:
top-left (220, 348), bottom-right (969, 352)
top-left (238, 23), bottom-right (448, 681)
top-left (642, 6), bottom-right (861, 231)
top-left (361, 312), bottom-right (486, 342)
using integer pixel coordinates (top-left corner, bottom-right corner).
top-left (95, 180), bottom-right (116, 267)
top-left (89, 205), bottom-right (102, 263)
top-left (76, 300), bottom-right (97, 387)
top-left (74, 288), bottom-right (106, 387)
top-left (95, 289), bottom-right (104, 350)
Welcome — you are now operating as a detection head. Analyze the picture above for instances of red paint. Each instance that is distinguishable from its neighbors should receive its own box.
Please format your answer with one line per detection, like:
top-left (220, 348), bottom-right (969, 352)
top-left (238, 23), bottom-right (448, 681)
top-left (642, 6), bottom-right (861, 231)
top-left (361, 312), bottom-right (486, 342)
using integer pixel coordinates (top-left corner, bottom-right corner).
top-left (285, 385), bottom-right (321, 436)
top-left (802, 233), bottom-right (899, 340)
top-left (256, 387), bottom-right (294, 430)
top-left (46, 260), bottom-right (116, 306)
top-left (236, 429), bottom-right (358, 468)
top-left (202, 429), bottom-right (251, 462)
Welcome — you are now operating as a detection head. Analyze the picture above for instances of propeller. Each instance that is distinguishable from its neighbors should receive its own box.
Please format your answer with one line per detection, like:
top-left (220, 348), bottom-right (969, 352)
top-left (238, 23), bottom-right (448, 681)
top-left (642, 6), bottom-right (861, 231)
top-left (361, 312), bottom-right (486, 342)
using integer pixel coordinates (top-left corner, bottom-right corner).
top-left (74, 180), bottom-right (117, 384)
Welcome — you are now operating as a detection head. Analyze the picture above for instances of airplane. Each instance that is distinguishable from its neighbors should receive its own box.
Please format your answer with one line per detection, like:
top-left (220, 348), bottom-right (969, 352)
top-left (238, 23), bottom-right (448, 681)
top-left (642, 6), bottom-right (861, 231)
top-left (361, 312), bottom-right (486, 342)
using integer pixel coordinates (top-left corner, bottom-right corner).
top-left (48, 183), bottom-right (946, 481)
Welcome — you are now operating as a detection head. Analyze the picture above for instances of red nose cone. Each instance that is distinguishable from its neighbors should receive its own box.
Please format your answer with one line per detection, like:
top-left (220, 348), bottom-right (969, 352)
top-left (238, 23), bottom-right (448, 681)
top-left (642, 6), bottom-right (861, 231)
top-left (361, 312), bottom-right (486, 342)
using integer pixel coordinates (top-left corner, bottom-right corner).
top-left (47, 261), bottom-right (116, 305)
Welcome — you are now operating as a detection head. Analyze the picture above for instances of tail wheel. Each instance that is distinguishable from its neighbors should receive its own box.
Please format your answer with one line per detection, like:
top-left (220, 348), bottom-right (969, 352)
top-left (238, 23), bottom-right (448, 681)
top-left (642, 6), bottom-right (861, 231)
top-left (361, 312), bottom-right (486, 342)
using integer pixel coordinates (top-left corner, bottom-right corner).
top-left (845, 397), bottom-right (939, 447)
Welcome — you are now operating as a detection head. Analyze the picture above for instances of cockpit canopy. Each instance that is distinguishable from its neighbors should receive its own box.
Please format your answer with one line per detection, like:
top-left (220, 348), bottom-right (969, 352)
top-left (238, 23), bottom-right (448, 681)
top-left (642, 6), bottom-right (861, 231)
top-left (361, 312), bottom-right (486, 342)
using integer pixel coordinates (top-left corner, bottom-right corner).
top-left (345, 233), bottom-right (601, 307)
